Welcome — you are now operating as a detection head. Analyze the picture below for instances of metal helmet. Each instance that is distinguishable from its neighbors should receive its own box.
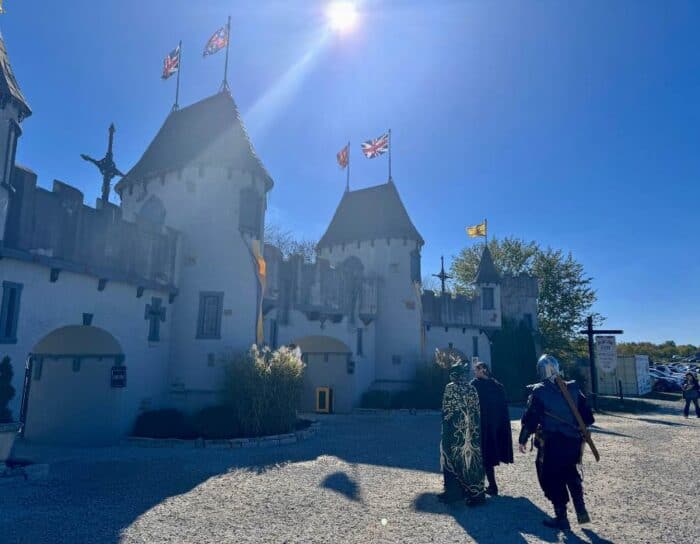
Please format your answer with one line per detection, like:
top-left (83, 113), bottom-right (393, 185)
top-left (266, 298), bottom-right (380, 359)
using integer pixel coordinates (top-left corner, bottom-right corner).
top-left (537, 354), bottom-right (560, 381)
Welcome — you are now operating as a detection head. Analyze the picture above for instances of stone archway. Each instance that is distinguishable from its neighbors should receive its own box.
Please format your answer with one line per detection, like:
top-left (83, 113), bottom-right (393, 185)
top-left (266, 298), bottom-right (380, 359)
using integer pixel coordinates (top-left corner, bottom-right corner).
top-left (292, 335), bottom-right (354, 413)
top-left (22, 325), bottom-right (126, 445)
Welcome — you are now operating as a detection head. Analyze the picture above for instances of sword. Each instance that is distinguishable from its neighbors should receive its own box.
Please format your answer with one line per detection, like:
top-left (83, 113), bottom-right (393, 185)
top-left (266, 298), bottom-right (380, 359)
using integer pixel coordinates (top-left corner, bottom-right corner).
top-left (553, 375), bottom-right (600, 462)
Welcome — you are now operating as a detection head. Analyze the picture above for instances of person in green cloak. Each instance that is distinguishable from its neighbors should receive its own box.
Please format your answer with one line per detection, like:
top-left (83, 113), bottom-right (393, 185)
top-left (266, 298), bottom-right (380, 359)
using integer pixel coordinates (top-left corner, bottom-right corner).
top-left (438, 360), bottom-right (486, 506)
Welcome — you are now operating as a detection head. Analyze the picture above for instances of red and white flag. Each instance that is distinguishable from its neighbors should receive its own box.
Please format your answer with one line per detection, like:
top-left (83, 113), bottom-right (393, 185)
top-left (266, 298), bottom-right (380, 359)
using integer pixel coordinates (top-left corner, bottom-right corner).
top-left (361, 132), bottom-right (389, 159)
top-left (336, 144), bottom-right (349, 169)
top-left (162, 44), bottom-right (181, 80)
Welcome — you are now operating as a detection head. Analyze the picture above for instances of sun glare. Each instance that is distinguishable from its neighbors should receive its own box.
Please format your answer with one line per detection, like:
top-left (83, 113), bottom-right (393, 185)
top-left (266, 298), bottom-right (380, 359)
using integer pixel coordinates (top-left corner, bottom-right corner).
top-left (326, 1), bottom-right (359, 34)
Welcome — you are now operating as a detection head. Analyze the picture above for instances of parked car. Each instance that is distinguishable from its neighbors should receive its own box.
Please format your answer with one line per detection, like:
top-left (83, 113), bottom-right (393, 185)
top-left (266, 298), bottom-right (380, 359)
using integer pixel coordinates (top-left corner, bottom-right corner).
top-left (652, 376), bottom-right (682, 392)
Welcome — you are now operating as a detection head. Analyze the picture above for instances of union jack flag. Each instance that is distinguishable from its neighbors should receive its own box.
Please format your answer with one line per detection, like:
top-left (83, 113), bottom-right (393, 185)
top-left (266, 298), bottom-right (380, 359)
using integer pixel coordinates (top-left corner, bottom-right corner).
top-left (203, 25), bottom-right (229, 57)
top-left (161, 45), bottom-right (180, 80)
top-left (336, 144), bottom-right (349, 169)
top-left (361, 132), bottom-right (389, 159)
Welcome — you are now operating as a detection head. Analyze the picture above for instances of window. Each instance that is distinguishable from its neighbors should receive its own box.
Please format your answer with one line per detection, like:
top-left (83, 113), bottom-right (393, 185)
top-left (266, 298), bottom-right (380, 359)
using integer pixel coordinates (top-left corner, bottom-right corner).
top-left (356, 328), bottom-right (363, 356)
top-left (0, 281), bottom-right (22, 343)
top-left (270, 319), bottom-right (278, 349)
top-left (482, 287), bottom-right (495, 310)
top-left (196, 292), bottom-right (224, 339)
top-left (410, 250), bottom-right (421, 283)
top-left (472, 336), bottom-right (479, 358)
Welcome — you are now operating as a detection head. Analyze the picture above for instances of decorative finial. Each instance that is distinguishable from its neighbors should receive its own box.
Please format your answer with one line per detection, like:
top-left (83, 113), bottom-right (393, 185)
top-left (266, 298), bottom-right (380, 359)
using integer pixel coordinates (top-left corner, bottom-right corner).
top-left (432, 255), bottom-right (453, 294)
top-left (81, 123), bottom-right (124, 206)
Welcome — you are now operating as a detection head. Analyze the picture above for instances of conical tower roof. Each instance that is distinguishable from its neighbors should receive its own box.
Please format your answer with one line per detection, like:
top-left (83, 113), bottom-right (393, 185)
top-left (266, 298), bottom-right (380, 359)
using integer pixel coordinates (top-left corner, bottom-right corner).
top-left (318, 182), bottom-right (423, 248)
top-left (0, 33), bottom-right (31, 119)
top-left (116, 92), bottom-right (272, 193)
top-left (474, 245), bottom-right (501, 284)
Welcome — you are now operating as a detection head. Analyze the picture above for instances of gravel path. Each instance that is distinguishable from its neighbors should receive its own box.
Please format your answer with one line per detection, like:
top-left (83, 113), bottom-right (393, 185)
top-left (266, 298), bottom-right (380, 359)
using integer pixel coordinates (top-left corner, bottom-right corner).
top-left (1, 399), bottom-right (698, 544)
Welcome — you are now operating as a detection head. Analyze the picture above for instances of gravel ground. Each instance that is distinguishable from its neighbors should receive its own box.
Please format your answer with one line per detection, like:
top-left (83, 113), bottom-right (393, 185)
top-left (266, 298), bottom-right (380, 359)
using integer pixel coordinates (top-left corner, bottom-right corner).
top-left (1, 398), bottom-right (698, 544)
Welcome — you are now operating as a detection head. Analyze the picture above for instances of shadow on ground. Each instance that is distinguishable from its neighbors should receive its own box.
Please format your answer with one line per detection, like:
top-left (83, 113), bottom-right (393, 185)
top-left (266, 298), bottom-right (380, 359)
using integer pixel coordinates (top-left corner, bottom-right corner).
top-left (413, 493), bottom-right (616, 544)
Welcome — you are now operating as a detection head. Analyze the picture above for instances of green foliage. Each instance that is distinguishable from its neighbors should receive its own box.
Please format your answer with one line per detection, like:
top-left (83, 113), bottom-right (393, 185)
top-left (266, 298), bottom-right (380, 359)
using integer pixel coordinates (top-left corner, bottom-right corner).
top-left (451, 237), bottom-right (601, 355)
top-left (491, 318), bottom-right (538, 401)
top-left (132, 409), bottom-right (196, 439)
top-left (616, 340), bottom-right (698, 363)
top-left (225, 345), bottom-right (306, 437)
top-left (191, 405), bottom-right (240, 439)
top-left (0, 356), bottom-right (15, 423)
top-left (360, 358), bottom-right (451, 410)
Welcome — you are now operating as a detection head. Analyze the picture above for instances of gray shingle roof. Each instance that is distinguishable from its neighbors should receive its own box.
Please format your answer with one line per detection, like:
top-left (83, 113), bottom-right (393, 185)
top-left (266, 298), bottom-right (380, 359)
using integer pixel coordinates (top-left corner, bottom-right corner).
top-left (116, 92), bottom-right (272, 192)
top-left (474, 245), bottom-right (501, 284)
top-left (0, 34), bottom-right (30, 119)
top-left (318, 182), bottom-right (423, 248)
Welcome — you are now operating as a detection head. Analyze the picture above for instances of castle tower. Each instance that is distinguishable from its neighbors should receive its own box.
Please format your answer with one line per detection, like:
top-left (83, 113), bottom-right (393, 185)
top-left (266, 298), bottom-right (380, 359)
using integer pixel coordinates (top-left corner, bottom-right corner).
top-left (474, 245), bottom-right (502, 331)
top-left (115, 92), bottom-right (273, 401)
top-left (0, 33), bottom-right (31, 240)
top-left (317, 181), bottom-right (424, 388)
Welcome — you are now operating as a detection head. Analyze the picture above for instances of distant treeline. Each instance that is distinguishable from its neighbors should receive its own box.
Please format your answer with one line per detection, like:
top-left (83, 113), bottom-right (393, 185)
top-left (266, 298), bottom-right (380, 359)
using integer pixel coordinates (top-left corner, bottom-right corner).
top-left (617, 341), bottom-right (698, 362)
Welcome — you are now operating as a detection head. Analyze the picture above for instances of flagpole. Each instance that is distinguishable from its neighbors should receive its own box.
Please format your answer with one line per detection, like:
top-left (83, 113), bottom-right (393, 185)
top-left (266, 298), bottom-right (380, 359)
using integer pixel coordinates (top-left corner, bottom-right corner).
top-left (388, 128), bottom-right (392, 183)
top-left (484, 217), bottom-right (488, 246)
top-left (174, 40), bottom-right (182, 111)
top-left (222, 15), bottom-right (231, 92)
top-left (346, 140), bottom-right (350, 192)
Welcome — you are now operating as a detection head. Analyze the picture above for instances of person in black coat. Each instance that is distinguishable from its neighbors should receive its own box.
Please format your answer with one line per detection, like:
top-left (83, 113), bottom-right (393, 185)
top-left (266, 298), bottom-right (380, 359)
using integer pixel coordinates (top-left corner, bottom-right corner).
top-left (518, 354), bottom-right (595, 531)
top-left (681, 372), bottom-right (700, 418)
top-left (470, 362), bottom-right (514, 496)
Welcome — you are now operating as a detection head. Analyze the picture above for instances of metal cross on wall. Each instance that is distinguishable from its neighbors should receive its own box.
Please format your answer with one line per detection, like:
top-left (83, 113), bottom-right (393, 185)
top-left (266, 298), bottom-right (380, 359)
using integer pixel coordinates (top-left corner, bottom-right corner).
top-left (145, 297), bottom-right (166, 342)
top-left (81, 123), bottom-right (124, 205)
top-left (432, 255), bottom-right (452, 294)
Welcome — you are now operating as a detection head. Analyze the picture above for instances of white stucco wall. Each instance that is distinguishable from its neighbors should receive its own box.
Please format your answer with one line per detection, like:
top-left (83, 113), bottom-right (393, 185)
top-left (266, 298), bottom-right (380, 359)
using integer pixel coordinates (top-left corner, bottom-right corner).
top-left (423, 326), bottom-right (492, 369)
top-left (0, 258), bottom-right (172, 443)
top-left (120, 164), bottom-right (265, 397)
top-left (318, 239), bottom-right (423, 385)
top-left (271, 308), bottom-right (377, 411)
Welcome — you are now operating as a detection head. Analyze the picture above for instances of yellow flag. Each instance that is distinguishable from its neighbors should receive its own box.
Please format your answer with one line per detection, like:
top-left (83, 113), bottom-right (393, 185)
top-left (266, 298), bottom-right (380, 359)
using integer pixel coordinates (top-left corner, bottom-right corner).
top-left (466, 221), bottom-right (487, 238)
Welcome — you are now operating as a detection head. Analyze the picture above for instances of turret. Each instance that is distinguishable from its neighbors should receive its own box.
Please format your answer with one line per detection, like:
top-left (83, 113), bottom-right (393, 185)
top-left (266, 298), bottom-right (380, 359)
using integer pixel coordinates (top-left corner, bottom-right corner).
top-left (0, 33), bottom-right (31, 240)
top-left (317, 181), bottom-right (424, 383)
top-left (115, 91), bottom-right (273, 398)
top-left (474, 245), bottom-right (502, 330)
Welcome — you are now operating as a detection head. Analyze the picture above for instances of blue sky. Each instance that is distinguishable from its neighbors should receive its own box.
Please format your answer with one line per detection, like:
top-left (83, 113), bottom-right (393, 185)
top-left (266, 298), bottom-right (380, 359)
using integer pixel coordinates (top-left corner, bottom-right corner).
top-left (3, 1), bottom-right (699, 345)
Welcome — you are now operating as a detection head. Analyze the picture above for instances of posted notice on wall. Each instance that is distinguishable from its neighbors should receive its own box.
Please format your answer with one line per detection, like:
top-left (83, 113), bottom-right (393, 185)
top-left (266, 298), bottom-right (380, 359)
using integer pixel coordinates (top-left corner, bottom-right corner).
top-left (595, 335), bottom-right (618, 373)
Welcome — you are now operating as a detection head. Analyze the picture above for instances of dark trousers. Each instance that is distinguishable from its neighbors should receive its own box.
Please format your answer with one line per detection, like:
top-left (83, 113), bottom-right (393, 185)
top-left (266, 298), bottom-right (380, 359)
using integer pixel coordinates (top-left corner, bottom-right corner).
top-left (485, 464), bottom-right (497, 490)
top-left (684, 398), bottom-right (700, 417)
top-left (536, 451), bottom-right (585, 511)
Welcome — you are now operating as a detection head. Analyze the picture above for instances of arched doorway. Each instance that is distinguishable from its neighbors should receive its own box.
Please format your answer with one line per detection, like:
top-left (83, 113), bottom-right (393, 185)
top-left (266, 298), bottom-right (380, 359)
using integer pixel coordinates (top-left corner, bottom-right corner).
top-left (292, 335), bottom-right (354, 413)
top-left (22, 325), bottom-right (126, 445)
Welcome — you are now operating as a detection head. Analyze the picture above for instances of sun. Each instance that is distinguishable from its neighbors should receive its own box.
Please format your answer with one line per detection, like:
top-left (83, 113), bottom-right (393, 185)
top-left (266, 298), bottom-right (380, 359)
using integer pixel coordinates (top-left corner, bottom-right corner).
top-left (326, 1), bottom-right (359, 34)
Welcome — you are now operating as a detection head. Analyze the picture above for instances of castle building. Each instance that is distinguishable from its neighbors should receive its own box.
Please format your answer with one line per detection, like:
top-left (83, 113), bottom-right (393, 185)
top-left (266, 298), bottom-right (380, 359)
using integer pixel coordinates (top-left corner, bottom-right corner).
top-left (0, 35), bottom-right (537, 444)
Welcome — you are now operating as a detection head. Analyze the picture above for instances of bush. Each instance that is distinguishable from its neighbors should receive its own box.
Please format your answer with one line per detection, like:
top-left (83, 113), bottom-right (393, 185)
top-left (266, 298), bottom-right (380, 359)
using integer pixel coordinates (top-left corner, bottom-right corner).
top-left (226, 345), bottom-right (305, 437)
top-left (191, 405), bottom-right (240, 439)
top-left (0, 356), bottom-right (15, 423)
top-left (132, 409), bottom-right (196, 439)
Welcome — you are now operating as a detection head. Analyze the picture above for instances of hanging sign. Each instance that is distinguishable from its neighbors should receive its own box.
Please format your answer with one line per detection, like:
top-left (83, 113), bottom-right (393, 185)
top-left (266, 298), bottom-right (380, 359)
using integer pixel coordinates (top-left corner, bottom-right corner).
top-left (111, 365), bottom-right (127, 388)
top-left (595, 336), bottom-right (618, 373)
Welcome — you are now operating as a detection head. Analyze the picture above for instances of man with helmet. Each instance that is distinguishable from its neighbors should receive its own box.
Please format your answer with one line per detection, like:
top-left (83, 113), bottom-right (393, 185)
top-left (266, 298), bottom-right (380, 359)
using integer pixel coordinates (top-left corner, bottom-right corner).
top-left (518, 354), bottom-right (595, 531)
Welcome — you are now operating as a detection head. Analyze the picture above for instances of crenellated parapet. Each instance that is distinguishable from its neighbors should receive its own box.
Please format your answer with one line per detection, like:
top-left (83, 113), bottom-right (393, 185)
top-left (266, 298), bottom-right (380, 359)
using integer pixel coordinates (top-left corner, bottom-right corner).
top-left (421, 290), bottom-right (478, 329)
top-left (263, 245), bottom-right (378, 326)
top-left (2, 165), bottom-right (179, 292)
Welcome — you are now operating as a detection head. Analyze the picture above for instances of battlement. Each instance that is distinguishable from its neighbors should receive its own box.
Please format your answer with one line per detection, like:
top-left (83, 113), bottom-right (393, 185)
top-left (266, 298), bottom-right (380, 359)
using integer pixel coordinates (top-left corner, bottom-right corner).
top-left (264, 244), bottom-right (378, 325)
top-left (2, 165), bottom-right (179, 290)
top-left (421, 289), bottom-right (478, 327)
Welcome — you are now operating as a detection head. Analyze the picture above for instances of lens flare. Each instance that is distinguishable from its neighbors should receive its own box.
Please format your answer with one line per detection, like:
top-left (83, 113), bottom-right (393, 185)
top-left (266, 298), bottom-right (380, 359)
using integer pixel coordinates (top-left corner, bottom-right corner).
top-left (326, 1), bottom-right (359, 34)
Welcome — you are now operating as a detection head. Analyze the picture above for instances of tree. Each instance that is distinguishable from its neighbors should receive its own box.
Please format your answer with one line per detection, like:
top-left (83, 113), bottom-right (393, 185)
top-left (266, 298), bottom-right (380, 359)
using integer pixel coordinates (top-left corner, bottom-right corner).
top-left (491, 318), bottom-right (538, 401)
top-left (451, 237), bottom-right (601, 359)
top-left (264, 224), bottom-right (317, 262)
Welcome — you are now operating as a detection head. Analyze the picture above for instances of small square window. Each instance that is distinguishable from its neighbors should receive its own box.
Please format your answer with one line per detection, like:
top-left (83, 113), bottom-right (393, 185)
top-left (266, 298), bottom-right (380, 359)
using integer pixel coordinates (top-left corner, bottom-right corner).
top-left (196, 292), bottom-right (224, 339)
top-left (472, 336), bottom-right (479, 358)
